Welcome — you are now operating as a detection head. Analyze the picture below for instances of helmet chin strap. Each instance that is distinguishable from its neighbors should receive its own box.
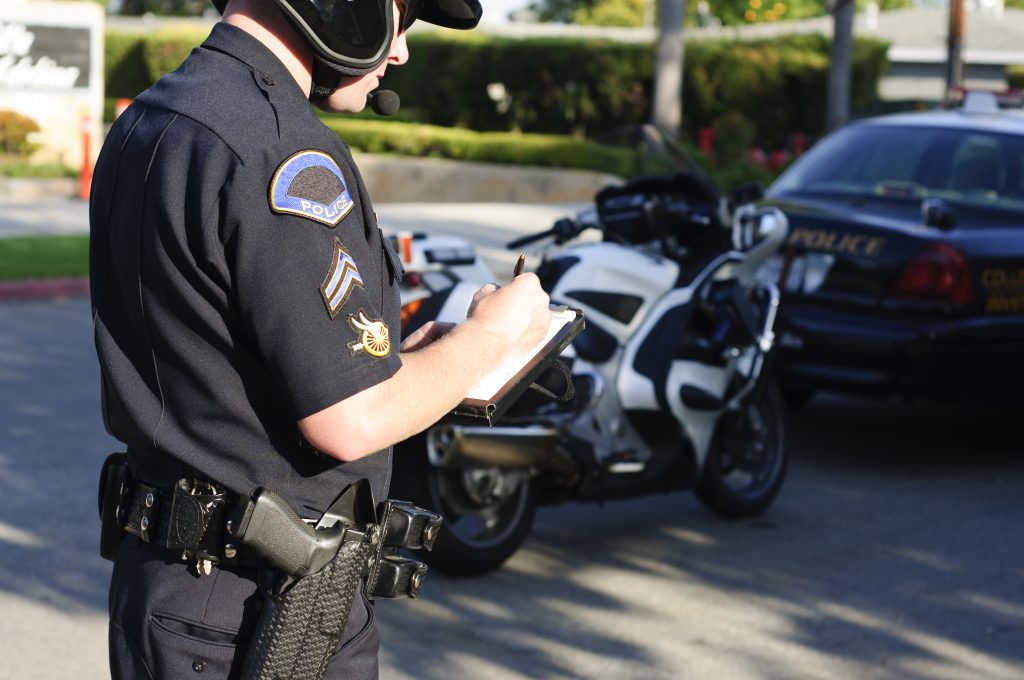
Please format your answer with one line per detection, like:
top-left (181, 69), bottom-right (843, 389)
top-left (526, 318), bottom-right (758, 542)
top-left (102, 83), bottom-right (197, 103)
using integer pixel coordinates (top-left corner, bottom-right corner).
top-left (309, 59), bottom-right (344, 104)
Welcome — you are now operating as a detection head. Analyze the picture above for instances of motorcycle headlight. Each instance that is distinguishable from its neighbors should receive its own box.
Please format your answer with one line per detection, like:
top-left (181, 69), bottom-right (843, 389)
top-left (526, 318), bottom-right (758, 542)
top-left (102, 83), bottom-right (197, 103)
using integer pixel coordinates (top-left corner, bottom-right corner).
top-left (733, 207), bottom-right (783, 250)
top-left (755, 211), bottom-right (781, 242)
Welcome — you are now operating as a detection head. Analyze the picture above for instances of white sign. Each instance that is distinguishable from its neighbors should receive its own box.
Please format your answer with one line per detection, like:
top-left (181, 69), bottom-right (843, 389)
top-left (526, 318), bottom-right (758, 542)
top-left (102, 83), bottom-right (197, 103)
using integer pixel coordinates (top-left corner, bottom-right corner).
top-left (0, 21), bottom-right (89, 90)
top-left (0, 2), bottom-right (103, 170)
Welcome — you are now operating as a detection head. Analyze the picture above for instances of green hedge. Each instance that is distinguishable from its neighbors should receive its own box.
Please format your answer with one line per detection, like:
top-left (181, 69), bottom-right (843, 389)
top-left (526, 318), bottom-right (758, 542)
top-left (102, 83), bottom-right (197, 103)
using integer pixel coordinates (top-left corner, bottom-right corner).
top-left (104, 28), bottom-right (889, 149)
top-left (322, 117), bottom-right (778, 188)
top-left (382, 32), bottom-right (889, 147)
top-left (103, 26), bottom-right (208, 99)
top-left (105, 31), bottom-right (152, 99)
top-left (322, 117), bottom-right (643, 176)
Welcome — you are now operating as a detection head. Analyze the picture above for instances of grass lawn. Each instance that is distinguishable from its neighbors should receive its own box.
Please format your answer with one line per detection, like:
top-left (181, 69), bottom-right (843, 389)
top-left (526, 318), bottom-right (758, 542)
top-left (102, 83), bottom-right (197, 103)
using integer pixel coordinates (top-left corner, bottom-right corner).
top-left (0, 235), bottom-right (89, 281)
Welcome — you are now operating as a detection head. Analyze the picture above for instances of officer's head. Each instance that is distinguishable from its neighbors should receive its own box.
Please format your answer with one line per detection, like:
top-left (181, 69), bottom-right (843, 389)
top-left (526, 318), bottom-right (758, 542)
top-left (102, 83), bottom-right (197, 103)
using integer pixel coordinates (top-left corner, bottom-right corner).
top-left (216, 0), bottom-right (481, 112)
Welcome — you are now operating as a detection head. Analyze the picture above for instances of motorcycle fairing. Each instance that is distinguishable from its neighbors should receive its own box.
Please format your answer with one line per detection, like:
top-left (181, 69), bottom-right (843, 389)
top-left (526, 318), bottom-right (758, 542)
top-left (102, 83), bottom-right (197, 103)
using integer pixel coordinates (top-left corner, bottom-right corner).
top-left (561, 290), bottom-right (644, 325)
top-left (546, 243), bottom-right (678, 346)
top-left (569, 319), bottom-right (618, 364)
top-left (535, 256), bottom-right (580, 293)
top-left (615, 270), bottom-right (738, 466)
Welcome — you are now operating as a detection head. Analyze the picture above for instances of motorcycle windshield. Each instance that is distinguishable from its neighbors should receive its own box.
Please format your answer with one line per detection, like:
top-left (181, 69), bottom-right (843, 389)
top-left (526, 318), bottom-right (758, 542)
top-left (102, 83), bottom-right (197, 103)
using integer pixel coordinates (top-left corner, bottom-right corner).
top-left (593, 123), bottom-right (717, 189)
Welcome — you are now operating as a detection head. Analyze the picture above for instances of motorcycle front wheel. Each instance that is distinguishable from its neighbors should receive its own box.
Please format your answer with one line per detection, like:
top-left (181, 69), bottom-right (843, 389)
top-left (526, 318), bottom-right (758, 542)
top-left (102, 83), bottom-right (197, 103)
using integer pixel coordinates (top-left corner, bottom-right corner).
top-left (695, 383), bottom-right (788, 519)
top-left (391, 434), bottom-right (538, 577)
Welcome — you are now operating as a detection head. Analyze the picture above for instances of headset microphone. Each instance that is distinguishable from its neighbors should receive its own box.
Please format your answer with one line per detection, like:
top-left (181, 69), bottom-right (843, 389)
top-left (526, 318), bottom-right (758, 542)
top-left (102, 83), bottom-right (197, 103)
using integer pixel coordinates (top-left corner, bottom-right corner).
top-left (367, 90), bottom-right (401, 116)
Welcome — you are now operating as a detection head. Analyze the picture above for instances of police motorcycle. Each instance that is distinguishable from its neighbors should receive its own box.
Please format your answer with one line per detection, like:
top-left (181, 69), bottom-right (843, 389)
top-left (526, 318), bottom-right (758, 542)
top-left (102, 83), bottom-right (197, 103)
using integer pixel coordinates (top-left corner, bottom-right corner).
top-left (391, 163), bottom-right (790, 577)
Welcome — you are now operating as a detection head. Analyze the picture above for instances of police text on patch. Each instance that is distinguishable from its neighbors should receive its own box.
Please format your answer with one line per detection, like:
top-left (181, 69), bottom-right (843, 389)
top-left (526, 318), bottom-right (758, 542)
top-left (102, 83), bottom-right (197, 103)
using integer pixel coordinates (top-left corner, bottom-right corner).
top-left (268, 150), bottom-right (355, 227)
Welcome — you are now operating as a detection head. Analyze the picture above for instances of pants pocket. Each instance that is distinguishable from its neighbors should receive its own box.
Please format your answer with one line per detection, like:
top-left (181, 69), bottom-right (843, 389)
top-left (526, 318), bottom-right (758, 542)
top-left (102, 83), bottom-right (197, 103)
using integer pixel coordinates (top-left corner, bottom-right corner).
top-left (325, 590), bottom-right (380, 679)
top-left (150, 613), bottom-right (247, 679)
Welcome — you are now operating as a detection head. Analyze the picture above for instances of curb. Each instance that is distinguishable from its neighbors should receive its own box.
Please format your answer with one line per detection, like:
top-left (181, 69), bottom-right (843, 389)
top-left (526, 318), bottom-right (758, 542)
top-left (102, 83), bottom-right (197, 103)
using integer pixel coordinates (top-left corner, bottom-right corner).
top-left (0, 277), bottom-right (90, 302)
top-left (0, 177), bottom-right (78, 201)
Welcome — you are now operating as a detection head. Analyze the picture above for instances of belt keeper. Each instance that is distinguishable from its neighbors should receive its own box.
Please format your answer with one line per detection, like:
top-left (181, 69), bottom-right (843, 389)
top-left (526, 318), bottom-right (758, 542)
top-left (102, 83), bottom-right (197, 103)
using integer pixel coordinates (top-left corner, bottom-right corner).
top-left (124, 483), bottom-right (160, 543)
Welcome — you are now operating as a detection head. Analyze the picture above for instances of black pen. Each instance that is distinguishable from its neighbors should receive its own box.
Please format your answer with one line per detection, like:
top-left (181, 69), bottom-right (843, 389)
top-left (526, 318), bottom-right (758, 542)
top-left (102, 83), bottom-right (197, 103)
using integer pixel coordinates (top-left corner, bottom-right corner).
top-left (513, 253), bottom-right (526, 278)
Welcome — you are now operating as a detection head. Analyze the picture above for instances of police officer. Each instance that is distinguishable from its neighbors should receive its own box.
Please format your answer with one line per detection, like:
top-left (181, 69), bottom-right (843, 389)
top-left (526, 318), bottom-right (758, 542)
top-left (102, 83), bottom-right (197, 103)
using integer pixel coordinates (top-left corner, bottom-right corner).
top-left (89, 0), bottom-right (552, 675)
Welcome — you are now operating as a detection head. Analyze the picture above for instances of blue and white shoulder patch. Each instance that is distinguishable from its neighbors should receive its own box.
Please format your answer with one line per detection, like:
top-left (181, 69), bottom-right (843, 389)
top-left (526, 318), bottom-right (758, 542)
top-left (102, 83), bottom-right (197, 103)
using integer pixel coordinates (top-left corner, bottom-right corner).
top-left (269, 150), bottom-right (354, 227)
top-left (321, 239), bottom-right (364, 319)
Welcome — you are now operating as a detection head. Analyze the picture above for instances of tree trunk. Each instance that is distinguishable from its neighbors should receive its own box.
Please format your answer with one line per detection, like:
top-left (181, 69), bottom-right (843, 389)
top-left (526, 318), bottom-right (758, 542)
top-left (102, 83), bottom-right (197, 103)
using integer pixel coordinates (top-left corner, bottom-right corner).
top-left (945, 0), bottom-right (965, 97)
top-left (651, 0), bottom-right (686, 137)
top-left (827, 0), bottom-right (855, 131)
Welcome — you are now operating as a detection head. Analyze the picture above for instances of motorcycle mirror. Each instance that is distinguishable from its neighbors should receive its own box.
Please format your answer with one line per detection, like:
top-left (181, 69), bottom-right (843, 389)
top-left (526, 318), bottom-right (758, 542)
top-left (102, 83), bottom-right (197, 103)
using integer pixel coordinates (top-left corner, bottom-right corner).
top-left (730, 181), bottom-right (765, 208)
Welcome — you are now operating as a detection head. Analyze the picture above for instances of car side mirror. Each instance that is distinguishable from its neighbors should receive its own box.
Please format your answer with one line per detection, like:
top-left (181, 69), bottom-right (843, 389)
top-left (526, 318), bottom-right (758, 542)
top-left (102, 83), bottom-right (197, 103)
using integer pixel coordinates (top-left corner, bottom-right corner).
top-left (921, 198), bottom-right (957, 231)
top-left (730, 181), bottom-right (765, 208)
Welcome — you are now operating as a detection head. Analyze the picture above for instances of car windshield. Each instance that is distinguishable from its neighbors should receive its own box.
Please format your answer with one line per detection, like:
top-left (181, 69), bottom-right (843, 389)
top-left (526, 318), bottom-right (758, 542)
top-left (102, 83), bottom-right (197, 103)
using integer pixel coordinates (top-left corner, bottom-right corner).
top-left (770, 123), bottom-right (1024, 212)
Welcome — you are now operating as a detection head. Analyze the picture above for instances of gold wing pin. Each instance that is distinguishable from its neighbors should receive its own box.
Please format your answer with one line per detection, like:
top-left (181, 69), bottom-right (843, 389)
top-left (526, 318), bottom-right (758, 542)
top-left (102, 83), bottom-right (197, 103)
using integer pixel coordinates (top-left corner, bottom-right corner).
top-left (347, 310), bottom-right (391, 358)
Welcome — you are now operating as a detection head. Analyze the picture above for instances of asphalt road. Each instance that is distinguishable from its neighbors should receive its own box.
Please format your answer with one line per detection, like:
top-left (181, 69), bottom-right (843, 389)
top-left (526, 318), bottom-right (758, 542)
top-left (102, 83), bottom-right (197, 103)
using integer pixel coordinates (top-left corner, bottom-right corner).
top-left (2, 297), bottom-right (1022, 680)
top-left (1, 200), bottom-right (1022, 679)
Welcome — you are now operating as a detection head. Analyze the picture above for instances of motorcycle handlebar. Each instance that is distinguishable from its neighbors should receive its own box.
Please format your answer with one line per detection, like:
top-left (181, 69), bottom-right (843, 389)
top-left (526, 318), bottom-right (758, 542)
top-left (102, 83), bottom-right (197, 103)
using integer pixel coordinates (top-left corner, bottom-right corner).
top-left (507, 228), bottom-right (558, 250)
top-left (507, 216), bottom-right (589, 249)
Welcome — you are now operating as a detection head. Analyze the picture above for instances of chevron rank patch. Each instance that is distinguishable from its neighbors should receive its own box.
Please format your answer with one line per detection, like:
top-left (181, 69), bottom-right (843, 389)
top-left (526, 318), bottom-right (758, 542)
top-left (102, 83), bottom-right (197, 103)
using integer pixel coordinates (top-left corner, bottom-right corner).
top-left (269, 150), bottom-right (354, 226)
top-left (320, 239), bottom-right (364, 319)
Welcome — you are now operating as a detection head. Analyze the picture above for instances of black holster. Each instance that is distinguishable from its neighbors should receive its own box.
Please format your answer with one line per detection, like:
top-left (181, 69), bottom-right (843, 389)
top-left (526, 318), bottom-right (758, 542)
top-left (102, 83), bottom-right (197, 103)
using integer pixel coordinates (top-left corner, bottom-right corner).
top-left (240, 540), bottom-right (373, 680)
top-left (235, 481), bottom-right (441, 680)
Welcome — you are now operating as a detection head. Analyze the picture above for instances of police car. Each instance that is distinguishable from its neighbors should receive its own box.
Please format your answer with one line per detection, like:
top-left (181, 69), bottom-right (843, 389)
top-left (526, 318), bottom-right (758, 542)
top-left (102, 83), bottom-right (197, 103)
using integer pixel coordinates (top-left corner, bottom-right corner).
top-left (760, 92), bottom-right (1024, 405)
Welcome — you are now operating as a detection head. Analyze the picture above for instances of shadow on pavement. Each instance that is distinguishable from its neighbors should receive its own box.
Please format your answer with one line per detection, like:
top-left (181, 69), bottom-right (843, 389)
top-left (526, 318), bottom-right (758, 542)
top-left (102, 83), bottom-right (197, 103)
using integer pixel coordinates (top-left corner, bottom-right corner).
top-left (2, 298), bottom-right (1022, 679)
top-left (378, 394), bottom-right (1024, 679)
top-left (0, 300), bottom-right (114, 615)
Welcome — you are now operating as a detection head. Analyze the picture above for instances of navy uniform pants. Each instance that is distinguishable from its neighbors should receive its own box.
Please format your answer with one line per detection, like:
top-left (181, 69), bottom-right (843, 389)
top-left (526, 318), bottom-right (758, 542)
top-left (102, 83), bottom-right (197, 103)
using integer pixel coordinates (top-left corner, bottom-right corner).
top-left (108, 536), bottom-right (380, 679)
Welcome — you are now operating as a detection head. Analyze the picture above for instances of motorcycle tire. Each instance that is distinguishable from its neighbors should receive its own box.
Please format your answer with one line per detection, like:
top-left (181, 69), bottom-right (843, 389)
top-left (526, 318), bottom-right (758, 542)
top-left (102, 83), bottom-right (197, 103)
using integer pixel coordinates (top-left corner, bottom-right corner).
top-left (695, 383), bottom-right (788, 519)
top-left (782, 387), bottom-right (816, 411)
top-left (391, 434), bottom-right (538, 577)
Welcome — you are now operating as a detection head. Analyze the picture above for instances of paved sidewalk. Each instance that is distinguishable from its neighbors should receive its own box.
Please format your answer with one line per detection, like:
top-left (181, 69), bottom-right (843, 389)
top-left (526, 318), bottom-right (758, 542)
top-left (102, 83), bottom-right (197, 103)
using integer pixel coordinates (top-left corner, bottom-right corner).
top-left (0, 197), bottom-right (580, 240)
top-left (0, 197), bottom-right (91, 237)
top-left (0, 198), bottom-right (581, 299)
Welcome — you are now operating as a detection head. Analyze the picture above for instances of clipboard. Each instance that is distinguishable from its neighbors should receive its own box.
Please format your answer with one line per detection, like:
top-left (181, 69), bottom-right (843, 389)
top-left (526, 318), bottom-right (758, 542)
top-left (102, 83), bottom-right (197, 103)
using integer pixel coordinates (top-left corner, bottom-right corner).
top-left (450, 307), bottom-right (585, 426)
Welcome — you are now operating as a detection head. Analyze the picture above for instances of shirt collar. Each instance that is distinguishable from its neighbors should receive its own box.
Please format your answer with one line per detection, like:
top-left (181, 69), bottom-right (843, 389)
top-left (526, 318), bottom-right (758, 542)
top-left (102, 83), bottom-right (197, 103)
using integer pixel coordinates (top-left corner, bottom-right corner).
top-left (201, 22), bottom-right (308, 103)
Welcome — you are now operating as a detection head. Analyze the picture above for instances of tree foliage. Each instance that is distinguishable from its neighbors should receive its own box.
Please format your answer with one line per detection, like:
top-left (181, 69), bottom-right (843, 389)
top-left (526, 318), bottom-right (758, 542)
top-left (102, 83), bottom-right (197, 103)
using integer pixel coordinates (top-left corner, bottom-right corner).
top-left (0, 110), bottom-right (41, 158)
top-left (113, 0), bottom-right (210, 15)
top-left (529, 0), bottom-right (931, 28)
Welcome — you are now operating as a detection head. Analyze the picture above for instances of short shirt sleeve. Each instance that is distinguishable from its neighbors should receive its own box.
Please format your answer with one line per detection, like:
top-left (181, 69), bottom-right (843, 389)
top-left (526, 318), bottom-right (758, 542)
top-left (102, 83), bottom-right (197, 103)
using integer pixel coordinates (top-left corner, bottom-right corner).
top-left (221, 148), bottom-right (402, 418)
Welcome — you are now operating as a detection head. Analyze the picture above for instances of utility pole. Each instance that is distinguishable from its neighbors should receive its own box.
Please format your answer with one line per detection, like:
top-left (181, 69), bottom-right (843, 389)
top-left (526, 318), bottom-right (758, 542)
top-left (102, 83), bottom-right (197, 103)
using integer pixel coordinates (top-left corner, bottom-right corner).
top-left (945, 0), bottom-right (965, 98)
top-left (651, 0), bottom-right (686, 137)
top-left (827, 0), bottom-right (855, 131)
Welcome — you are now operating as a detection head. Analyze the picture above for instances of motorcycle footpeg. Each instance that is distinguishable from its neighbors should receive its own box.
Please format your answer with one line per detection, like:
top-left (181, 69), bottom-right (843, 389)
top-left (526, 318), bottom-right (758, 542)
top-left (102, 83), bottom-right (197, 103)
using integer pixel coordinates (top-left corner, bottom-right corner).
top-left (367, 555), bottom-right (430, 600)
top-left (377, 500), bottom-right (443, 551)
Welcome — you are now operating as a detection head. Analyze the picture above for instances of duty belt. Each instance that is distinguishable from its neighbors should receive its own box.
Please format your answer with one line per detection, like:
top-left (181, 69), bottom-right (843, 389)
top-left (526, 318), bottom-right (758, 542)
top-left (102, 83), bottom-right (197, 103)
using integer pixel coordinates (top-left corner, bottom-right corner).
top-left (120, 477), bottom-right (242, 573)
top-left (99, 452), bottom-right (444, 680)
top-left (98, 452), bottom-right (443, 598)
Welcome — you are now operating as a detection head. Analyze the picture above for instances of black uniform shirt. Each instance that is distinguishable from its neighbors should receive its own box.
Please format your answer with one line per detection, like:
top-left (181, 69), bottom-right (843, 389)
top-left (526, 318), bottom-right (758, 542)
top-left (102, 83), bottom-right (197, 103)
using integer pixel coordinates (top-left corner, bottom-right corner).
top-left (90, 23), bottom-right (404, 515)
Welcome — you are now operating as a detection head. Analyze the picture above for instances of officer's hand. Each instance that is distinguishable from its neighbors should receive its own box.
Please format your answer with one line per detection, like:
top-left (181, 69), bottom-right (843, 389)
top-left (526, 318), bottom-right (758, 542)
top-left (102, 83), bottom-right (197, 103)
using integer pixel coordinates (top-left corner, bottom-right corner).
top-left (401, 320), bottom-right (456, 353)
top-left (466, 283), bottom-right (499, 318)
top-left (466, 274), bottom-right (552, 358)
